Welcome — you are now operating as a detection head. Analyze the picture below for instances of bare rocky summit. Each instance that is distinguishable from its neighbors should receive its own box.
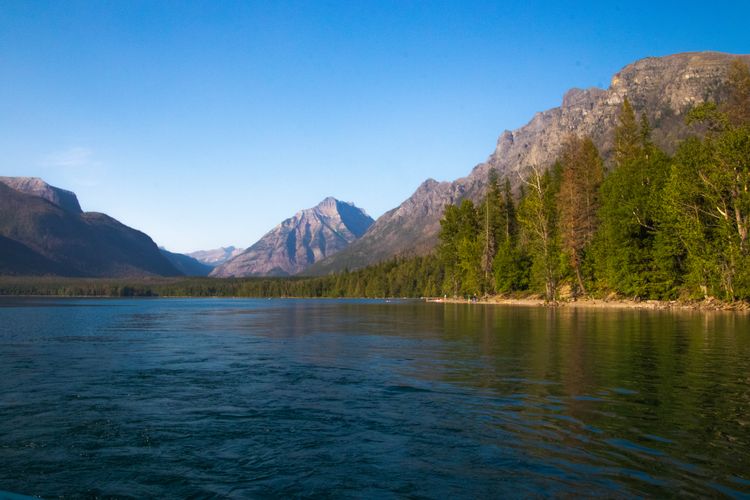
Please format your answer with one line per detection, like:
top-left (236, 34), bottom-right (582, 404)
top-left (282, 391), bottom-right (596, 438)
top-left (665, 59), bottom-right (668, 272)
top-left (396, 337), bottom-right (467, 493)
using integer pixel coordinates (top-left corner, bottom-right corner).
top-left (308, 51), bottom-right (750, 274)
top-left (211, 197), bottom-right (373, 277)
top-left (0, 176), bottom-right (82, 213)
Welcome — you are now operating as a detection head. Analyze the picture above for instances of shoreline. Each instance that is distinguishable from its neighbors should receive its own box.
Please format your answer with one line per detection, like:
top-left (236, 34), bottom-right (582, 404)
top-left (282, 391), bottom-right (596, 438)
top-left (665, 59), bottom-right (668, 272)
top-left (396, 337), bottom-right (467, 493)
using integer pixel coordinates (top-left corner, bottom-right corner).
top-left (2, 293), bottom-right (747, 312)
top-left (425, 296), bottom-right (750, 312)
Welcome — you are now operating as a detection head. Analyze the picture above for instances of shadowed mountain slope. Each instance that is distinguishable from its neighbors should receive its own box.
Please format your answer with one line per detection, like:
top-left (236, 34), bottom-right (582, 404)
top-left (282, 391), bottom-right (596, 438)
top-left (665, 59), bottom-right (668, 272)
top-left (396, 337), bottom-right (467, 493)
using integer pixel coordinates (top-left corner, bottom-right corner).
top-left (0, 179), bottom-right (181, 277)
top-left (159, 248), bottom-right (214, 276)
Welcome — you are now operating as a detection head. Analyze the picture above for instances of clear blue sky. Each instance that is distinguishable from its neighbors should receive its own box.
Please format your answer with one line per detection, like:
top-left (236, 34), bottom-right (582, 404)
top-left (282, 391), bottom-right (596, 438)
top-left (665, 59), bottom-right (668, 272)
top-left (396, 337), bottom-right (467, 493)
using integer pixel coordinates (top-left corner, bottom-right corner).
top-left (1, 1), bottom-right (748, 252)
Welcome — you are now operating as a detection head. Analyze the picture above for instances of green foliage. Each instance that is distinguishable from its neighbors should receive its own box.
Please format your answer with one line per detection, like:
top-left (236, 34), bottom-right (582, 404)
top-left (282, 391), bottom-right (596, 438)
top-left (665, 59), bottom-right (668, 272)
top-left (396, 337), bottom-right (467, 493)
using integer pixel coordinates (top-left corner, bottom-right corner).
top-left (492, 177), bottom-right (528, 293)
top-left (595, 100), bottom-right (673, 298)
top-left (455, 199), bottom-right (482, 295)
top-left (493, 238), bottom-right (531, 293)
top-left (479, 168), bottom-right (502, 292)
top-left (665, 127), bottom-right (750, 300)
top-left (437, 168), bottom-right (529, 297)
top-left (437, 199), bottom-right (482, 296)
top-left (518, 164), bottom-right (562, 301)
top-left (614, 98), bottom-right (641, 165)
top-left (686, 102), bottom-right (729, 132)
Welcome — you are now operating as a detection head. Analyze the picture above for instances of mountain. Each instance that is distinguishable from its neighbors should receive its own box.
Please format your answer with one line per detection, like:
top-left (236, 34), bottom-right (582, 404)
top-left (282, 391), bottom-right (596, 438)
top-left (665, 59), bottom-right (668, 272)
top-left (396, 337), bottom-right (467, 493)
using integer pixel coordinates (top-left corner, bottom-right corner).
top-left (187, 246), bottom-right (245, 267)
top-left (159, 248), bottom-right (213, 276)
top-left (307, 51), bottom-right (750, 275)
top-left (211, 197), bottom-right (374, 277)
top-left (0, 177), bottom-right (181, 277)
top-left (0, 234), bottom-right (72, 276)
top-left (0, 176), bottom-right (82, 213)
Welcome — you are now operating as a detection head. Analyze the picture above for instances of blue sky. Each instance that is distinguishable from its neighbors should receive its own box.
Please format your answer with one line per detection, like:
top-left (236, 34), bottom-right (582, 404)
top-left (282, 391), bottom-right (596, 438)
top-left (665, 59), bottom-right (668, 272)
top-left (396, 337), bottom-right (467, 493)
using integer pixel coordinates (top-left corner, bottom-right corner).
top-left (1, 1), bottom-right (748, 252)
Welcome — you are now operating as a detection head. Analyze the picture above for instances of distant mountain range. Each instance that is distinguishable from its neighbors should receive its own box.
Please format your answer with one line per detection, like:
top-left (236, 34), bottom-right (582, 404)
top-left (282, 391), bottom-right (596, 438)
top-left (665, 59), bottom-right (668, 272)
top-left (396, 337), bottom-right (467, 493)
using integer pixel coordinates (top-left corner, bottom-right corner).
top-left (187, 246), bottom-right (245, 267)
top-left (0, 177), bottom-right (371, 278)
top-left (2, 51), bottom-right (748, 279)
top-left (211, 197), bottom-right (373, 277)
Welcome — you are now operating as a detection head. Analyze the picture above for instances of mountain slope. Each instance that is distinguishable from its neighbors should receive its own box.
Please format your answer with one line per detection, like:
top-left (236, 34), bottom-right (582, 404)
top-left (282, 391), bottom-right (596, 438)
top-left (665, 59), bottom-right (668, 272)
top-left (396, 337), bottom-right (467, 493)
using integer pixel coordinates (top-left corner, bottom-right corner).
top-left (211, 197), bottom-right (374, 277)
top-left (0, 179), bottom-right (181, 277)
top-left (307, 51), bottom-right (750, 275)
top-left (0, 234), bottom-right (73, 276)
top-left (159, 248), bottom-right (214, 276)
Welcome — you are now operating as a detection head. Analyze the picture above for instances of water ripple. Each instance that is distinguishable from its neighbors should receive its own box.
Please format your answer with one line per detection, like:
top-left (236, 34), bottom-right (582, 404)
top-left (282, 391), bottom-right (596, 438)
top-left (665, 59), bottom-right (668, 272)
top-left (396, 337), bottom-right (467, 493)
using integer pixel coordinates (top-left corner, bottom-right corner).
top-left (0, 298), bottom-right (749, 498)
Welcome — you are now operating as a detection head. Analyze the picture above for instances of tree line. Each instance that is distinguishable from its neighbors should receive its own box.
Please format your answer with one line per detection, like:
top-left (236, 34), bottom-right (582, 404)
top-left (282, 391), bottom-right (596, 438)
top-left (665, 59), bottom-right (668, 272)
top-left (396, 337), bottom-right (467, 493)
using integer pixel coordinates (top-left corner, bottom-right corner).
top-left (0, 256), bottom-right (444, 298)
top-left (437, 59), bottom-right (750, 302)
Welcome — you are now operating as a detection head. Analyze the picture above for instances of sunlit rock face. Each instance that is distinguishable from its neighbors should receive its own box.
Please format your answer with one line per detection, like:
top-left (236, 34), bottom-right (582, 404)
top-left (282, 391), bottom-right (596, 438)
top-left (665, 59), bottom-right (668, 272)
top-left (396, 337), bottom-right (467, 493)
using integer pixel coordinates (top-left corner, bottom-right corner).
top-left (0, 177), bottom-right (82, 213)
top-left (210, 197), bottom-right (374, 277)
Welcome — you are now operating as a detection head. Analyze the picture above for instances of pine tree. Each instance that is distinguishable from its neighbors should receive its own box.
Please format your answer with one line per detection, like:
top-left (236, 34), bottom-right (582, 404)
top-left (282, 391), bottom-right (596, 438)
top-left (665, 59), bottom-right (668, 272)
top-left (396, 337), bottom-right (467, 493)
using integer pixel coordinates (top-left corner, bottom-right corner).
top-left (596, 100), bottom-right (669, 298)
top-left (501, 178), bottom-right (517, 241)
top-left (456, 199), bottom-right (482, 296)
top-left (557, 136), bottom-right (604, 296)
top-left (479, 168), bottom-right (502, 293)
top-left (615, 98), bottom-right (640, 166)
top-left (438, 204), bottom-right (462, 296)
top-left (518, 164), bottom-right (561, 301)
top-left (493, 177), bottom-right (528, 293)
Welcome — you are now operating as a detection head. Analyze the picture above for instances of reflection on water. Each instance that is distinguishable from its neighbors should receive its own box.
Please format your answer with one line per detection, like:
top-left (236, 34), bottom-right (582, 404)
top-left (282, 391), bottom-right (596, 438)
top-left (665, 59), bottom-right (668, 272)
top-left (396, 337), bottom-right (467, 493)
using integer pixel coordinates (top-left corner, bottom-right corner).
top-left (0, 298), bottom-right (748, 498)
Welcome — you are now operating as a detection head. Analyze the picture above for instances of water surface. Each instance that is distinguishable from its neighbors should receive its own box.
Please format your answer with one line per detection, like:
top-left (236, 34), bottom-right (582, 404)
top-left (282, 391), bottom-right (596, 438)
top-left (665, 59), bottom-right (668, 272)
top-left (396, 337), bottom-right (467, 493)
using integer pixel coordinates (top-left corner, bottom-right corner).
top-left (1, 298), bottom-right (749, 497)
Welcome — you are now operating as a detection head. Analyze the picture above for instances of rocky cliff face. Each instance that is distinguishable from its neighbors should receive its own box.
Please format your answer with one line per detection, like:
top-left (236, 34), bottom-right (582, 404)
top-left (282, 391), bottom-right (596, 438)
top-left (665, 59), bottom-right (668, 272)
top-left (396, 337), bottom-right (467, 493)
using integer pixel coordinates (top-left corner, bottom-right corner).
top-left (187, 246), bottom-right (245, 267)
top-left (0, 177), bottom-right (82, 213)
top-left (308, 51), bottom-right (750, 275)
top-left (211, 197), bottom-right (374, 277)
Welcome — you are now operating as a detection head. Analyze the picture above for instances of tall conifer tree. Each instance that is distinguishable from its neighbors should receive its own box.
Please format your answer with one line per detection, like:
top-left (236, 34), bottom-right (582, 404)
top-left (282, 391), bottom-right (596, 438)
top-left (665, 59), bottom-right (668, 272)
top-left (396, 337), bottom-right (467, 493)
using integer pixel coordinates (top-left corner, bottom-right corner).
top-left (557, 136), bottom-right (603, 296)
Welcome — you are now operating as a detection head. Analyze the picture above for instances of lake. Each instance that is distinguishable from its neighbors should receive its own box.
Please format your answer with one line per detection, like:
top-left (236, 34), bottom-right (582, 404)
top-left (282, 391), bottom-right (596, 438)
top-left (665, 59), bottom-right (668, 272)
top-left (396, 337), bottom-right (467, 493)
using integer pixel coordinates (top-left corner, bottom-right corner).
top-left (0, 298), bottom-right (748, 498)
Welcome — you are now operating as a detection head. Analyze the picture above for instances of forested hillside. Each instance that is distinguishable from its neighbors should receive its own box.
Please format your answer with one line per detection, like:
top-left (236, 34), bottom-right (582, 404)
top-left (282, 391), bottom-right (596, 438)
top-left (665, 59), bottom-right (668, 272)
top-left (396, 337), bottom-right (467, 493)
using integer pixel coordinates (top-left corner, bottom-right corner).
top-left (434, 59), bottom-right (750, 302)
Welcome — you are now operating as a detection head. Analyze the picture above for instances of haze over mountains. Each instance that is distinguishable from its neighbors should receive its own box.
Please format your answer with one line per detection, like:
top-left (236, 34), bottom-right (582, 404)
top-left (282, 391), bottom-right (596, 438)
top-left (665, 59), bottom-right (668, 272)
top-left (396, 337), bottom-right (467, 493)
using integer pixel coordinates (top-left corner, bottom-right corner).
top-left (1, 52), bottom-right (747, 279)
top-left (187, 247), bottom-right (245, 267)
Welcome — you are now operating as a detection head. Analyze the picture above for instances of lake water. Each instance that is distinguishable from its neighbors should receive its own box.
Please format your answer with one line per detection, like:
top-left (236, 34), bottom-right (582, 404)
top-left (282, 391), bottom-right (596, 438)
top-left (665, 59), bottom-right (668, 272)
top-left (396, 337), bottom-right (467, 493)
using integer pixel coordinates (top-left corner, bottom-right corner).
top-left (0, 298), bottom-right (749, 498)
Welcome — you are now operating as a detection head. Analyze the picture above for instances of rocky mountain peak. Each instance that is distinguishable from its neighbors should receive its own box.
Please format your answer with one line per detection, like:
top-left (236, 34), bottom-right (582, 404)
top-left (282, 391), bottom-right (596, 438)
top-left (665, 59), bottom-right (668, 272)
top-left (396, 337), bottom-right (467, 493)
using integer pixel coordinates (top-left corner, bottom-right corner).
top-left (0, 176), bottom-right (82, 213)
top-left (316, 196), bottom-right (338, 208)
top-left (210, 197), bottom-right (374, 277)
